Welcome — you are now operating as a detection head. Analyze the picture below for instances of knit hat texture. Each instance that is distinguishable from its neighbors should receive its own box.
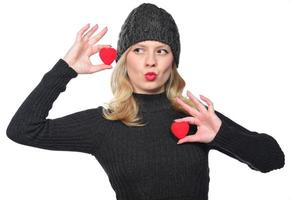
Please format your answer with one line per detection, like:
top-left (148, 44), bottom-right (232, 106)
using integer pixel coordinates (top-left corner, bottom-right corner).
top-left (116, 3), bottom-right (181, 67)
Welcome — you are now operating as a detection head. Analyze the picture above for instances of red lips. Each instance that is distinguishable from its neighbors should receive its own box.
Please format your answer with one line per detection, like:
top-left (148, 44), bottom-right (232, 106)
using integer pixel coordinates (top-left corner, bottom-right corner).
top-left (145, 72), bottom-right (157, 81)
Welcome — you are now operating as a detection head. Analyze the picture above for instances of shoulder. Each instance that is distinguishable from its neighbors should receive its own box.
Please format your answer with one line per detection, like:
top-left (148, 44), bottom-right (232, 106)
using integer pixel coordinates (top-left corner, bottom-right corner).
top-left (67, 106), bottom-right (109, 124)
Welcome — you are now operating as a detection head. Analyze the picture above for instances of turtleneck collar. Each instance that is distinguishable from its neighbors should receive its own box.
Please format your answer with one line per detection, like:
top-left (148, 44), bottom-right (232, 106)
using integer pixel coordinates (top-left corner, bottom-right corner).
top-left (132, 91), bottom-right (172, 112)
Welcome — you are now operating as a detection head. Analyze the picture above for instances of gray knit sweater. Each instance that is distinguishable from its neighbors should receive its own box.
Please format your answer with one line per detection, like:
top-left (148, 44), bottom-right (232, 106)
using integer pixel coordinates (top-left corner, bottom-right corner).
top-left (6, 59), bottom-right (285, 200)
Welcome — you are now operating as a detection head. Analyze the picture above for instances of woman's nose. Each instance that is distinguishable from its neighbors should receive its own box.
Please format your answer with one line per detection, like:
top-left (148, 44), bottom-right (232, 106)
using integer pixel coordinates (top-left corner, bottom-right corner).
top-left (145, 53), bottom-right (156, 67)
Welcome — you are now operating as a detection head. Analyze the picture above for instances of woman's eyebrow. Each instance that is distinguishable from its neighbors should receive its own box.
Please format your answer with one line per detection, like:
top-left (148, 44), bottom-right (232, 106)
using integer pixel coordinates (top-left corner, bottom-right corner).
top-left (133, 44), bottom-right (169, 49)
top-left (156, 44), bottom-right (169, 48)
top-left (133, 44), bottom-right (147, 48)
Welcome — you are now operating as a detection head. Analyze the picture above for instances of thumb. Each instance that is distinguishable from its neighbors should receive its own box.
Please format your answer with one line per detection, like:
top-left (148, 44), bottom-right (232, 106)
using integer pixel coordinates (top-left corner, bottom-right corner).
top-left (89, 64), bottom-right (112, 73)
top-left (177, 134), bottom-right (201, 144)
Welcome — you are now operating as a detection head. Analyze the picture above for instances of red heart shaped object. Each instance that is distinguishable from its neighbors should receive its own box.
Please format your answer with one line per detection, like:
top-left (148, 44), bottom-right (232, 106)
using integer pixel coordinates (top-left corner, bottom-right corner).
top-left (99, 47), bottom-right (117, 65)
top-left (171, 121), bottom-right (190, 139)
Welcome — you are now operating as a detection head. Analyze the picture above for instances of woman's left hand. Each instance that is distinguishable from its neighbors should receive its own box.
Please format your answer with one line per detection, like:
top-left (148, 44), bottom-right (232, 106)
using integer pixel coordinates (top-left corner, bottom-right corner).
top-left (175, 91), bottom-right (222, 144)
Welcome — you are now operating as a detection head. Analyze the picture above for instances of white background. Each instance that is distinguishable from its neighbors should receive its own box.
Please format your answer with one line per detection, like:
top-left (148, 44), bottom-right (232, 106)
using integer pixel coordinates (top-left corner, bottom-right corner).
top-left (0, 0), bottom-right (291, 199)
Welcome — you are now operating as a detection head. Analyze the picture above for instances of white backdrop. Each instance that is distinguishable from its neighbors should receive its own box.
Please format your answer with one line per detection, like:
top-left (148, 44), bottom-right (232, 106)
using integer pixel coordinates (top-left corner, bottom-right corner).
top-left (0, 0), bottom-right (291, 199)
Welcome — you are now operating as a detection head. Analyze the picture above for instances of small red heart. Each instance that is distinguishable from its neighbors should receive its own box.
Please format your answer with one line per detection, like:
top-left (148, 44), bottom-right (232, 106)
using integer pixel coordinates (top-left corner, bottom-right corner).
top-left (171, 121), bottom-right (190, 139)
top-left (99, 47), bottom-right (117, 65)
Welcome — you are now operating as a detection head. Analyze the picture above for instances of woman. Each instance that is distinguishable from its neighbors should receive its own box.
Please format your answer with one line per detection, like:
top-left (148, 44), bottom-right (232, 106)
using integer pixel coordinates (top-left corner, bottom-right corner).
top-left (6, 3), bottom-right (284, 200)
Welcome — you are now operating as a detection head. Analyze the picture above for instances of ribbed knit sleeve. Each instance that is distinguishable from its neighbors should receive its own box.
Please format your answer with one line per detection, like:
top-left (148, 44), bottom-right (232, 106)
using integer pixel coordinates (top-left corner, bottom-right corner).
top-left (208, 110), bottom-right (285, 173)
top-left (6, 59), bottom-right (106, 155)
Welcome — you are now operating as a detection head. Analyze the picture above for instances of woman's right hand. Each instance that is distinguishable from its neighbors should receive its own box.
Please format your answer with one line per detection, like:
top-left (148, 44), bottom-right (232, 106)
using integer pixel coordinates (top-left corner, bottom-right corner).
top-left (63, 23), bottom-right (112, 74)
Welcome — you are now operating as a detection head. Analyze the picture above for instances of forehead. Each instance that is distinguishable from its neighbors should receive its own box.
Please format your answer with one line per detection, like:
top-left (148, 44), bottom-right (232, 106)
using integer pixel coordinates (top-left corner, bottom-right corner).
top-left (133, 40), bottom-right (170, 48)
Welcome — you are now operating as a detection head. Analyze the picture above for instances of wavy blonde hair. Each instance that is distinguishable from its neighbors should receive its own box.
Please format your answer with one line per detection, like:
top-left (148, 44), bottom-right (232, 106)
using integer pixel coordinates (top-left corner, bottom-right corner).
top-left (102, 48), bottom-right (196, 126)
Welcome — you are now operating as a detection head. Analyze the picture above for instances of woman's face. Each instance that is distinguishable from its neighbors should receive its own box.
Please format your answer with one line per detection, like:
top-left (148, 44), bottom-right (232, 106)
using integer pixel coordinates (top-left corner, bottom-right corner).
top-left (126, 40), bottom-right (174, 94)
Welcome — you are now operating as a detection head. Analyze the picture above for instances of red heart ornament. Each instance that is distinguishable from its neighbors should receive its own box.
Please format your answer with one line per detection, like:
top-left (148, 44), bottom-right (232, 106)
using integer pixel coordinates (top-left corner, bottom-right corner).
top-left (171, 121), bottom-right (190, 139)
top-left (99, 47), bottom-right (117, 65)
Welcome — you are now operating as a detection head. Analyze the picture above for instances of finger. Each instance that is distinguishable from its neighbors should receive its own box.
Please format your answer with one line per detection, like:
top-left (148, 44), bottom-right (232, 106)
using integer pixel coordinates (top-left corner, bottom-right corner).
top-left (83, 24), bottom-right (99, 40)
top-left (187, 91), bottom-right (207, 113)
top-left (76, 23), bottom-right (90, 41)
top-left (199, 95), bottom-right (214, 113)
top-left (176, 97), bottom-right (200, 117)
top-left (89, 64), bottom-right (112, 73)
top-left (174, 116), bottom-right (200, 125)
top-left (89, 26), bottom-right (108, 45)
top-left (85, 44), bottom-right (112, 56)
top-left (91, 44), bottom-right (112, 55)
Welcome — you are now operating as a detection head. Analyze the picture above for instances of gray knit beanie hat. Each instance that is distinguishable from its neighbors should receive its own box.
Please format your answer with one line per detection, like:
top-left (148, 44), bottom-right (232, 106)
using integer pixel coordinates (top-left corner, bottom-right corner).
top-left (116, 3), bottom-right (181, 67)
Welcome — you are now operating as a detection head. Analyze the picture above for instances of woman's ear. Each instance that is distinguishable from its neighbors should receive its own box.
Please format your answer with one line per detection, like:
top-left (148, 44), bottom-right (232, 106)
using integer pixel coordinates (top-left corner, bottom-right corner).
top-left (172, 62), bottom-right (177, 69)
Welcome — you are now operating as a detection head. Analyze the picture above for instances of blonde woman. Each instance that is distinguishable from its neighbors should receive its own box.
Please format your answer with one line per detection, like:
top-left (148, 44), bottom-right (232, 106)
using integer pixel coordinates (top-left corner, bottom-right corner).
top-left (6, 3), bottom-right (284, 200)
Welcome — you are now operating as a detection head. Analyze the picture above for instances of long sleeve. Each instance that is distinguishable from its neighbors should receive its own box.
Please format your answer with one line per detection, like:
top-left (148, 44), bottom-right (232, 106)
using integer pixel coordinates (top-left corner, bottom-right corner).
top-left (6, 59), bottom-right (106, 155)
top-left (208, 110), bottom-right (285, 173)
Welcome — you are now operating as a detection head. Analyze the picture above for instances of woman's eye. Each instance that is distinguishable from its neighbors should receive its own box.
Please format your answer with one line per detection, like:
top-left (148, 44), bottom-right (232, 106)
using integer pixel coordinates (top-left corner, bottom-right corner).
top-left (157, 49), bottom-right (169, 55)
top-left (133, 48), bottom-right (144, 54)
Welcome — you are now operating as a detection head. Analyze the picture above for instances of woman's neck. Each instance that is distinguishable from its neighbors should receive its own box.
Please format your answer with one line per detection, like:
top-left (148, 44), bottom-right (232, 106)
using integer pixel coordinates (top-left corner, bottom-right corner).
top-left (132, 91), bottom-right (171, 112)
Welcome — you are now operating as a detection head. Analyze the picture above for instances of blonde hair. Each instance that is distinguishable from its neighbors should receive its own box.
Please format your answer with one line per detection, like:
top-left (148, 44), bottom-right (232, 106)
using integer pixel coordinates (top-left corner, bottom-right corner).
top-left (102, 48), bottom-right (196, 126)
